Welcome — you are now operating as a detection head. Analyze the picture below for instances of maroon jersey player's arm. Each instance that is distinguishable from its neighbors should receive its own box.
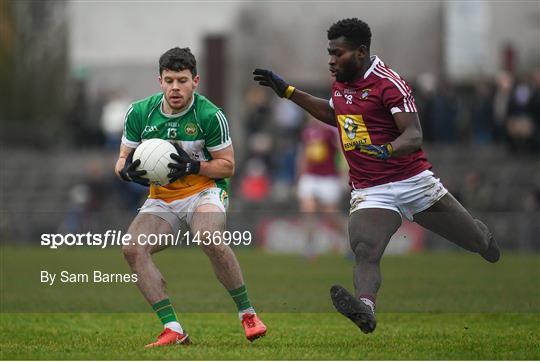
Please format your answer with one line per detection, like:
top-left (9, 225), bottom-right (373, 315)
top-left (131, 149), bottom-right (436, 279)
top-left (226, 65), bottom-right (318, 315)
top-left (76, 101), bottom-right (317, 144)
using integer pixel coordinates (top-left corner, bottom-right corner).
top-left (390, 112), bottom-right (423, 158)
top-left (289, 89), bottom-right (336, 127)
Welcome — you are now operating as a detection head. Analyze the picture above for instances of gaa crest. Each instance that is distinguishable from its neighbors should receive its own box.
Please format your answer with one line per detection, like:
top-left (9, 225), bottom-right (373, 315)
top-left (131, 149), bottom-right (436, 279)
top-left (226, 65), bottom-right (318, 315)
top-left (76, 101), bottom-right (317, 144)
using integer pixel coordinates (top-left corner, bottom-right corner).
top-left (360, 88), bottom-right (371, 99)
top-left (184, 123), bottom-right (197, 136)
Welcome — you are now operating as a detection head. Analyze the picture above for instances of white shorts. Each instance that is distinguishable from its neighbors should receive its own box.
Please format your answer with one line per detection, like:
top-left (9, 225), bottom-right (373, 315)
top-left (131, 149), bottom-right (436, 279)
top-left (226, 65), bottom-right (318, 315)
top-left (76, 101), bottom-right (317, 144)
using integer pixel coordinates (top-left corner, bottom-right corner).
top-left (139, 187), bottom-right (228, 233)
top-left (349, 170), bottom-right (448, 221)
top-left (298, 174), bottom-right (343, 205)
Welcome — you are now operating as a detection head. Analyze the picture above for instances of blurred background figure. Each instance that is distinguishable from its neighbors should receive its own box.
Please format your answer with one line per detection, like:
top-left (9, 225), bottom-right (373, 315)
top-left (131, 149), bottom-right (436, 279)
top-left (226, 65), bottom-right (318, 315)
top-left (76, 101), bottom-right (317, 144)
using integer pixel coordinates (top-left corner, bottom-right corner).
top-left (492, 70), bottom-right (514, 143)
top-left (430, 79), bottom-right (459, 143)
top-left (239, 157), bottom-right (271, 208)
top-left (415, 72), bottom-right (437, 142)
top-left (57, 159), bottom-right (110, 234)
top-left (296, 116), bottom-right (347, 260)
top-left (100, 89), bottom-right (132, 150)
top-left (470, 79), bottom-right (495, 144)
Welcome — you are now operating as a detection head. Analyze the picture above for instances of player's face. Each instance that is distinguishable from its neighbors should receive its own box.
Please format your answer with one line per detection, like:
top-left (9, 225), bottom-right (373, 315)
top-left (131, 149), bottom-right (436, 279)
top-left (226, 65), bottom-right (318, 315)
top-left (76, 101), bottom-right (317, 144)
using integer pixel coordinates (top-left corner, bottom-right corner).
top-left (328, 37), bottom-right (364, 83)
top-left (159, 69), bottom-right (199, 113)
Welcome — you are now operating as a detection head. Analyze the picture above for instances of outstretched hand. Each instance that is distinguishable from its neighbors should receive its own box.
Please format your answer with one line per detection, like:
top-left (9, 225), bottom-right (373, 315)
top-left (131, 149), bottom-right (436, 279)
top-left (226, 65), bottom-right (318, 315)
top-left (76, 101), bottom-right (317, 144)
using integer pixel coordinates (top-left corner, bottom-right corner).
top-left (253, 69), bottom-right (294, 98)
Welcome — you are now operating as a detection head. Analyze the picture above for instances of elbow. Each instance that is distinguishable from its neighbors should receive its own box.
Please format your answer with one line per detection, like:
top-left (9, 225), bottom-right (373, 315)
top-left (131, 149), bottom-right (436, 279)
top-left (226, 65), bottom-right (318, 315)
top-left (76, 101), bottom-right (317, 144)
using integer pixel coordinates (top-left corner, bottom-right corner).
top-left (227, 160), bottom-right (235, 177)
top-left (413, 135), bottom-right (423, 150)
top-left (411, 129), bottom-right (423, 150)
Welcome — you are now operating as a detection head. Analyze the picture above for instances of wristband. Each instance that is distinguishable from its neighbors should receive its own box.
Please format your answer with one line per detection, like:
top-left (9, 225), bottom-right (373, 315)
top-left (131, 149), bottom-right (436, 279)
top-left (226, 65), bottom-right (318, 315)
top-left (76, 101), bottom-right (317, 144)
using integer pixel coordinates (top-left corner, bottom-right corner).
top-left (189, 161), bottom-right (201, 175)
top-left (284, 85), bottom-right (296, 99)
top-left (385, 143), bottom-right (394, 157)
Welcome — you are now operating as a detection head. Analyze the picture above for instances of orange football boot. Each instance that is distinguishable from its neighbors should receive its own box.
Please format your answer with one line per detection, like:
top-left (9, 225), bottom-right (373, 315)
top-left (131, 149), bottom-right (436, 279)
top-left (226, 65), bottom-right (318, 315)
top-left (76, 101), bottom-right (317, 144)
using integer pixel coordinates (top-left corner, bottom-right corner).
top-left (144, 328), bottom-right (191, 348)
top-left (241, 313), bottom-right (267, 341)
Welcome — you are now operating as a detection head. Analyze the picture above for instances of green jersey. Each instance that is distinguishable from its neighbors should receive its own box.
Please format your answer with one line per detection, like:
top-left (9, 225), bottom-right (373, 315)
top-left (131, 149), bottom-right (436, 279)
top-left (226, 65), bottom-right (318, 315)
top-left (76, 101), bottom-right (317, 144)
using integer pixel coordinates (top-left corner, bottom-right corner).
top-left (122, 92), bottom-right (231, 201)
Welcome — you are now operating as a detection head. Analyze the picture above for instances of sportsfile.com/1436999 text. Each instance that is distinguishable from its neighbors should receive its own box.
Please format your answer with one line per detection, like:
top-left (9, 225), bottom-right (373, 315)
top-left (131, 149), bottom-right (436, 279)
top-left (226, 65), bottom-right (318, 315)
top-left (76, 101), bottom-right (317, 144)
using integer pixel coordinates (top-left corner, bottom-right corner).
top-left (40, 230), bottom-right (253, 249)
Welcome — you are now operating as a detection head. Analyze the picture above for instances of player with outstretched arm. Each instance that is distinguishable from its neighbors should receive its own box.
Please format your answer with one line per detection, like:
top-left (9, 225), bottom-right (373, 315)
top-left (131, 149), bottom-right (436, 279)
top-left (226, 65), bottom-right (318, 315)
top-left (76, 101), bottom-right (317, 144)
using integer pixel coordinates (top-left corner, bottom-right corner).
top-left (253, 18), bottom-right (499, 334)
top-left (115, 47), bottom-right (266, 347)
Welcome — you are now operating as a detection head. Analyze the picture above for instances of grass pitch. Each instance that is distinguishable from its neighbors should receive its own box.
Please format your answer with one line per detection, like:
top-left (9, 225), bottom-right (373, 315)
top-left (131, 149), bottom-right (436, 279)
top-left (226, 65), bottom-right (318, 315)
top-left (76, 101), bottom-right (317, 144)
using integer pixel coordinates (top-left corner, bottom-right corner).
top-left (1, 312), bottom-right (538, 360)
top-left (1, 247), bottom-right (539, 360)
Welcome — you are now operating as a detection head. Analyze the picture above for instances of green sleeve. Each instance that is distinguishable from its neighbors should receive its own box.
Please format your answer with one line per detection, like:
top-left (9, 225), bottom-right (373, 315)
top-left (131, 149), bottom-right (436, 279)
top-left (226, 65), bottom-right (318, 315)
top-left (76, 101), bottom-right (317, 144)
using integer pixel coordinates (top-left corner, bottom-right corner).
top-left (205, 110), bottom-right (232, 151)
top-left (121, 104), bottom-right (143, 148)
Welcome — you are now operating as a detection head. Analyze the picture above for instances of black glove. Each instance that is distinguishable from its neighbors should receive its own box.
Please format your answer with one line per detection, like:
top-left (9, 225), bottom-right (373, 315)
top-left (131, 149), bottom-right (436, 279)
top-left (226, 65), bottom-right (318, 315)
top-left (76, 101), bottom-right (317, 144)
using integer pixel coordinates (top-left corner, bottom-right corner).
top-left (253, 68), bottom-right (295, 98)
top-left (119, 149), bottom-right (150, 186)
top-left (357, 143), bottom-right (393, 160)
top-left (168, 143), bottom-right (201, 183)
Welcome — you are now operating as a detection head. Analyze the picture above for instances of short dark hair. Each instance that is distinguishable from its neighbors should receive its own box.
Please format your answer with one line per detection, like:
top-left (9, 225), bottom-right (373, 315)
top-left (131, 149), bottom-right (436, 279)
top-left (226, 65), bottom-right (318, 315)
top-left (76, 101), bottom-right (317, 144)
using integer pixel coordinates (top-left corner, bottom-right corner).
top-left (159, 47), bottom-right (197, 76)
top-left (327, 18), bottom-right (372, 50)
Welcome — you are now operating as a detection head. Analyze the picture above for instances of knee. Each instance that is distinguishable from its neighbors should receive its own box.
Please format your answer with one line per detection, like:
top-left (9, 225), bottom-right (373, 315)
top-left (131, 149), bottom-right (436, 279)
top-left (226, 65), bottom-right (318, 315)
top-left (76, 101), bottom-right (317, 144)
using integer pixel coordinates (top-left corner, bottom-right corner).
top-left (122, 244), bottom-right (148, 264)
top-left (350, 238), bottom-right (379, 263)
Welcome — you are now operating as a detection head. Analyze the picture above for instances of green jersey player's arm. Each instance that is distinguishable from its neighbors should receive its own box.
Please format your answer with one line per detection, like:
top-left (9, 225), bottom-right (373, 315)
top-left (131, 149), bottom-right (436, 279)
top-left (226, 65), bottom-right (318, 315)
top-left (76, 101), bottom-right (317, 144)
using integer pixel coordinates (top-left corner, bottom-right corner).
top-left (199, 144), bottom-right (235, 178)
top-left (115, 104), bottom-right (141, 178)
top-left (114, 144), bottom-right (135, 178)
top-left (199, 110), bottom-right (235, 178)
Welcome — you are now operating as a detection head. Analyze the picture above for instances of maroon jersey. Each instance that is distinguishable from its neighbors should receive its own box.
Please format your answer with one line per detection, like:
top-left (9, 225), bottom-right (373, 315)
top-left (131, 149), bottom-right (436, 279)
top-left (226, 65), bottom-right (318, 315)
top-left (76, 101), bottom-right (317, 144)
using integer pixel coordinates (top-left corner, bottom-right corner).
top-left (329, 56), bottom-right (431, 189)
top-left (301, 122), bottom-right (339, 176)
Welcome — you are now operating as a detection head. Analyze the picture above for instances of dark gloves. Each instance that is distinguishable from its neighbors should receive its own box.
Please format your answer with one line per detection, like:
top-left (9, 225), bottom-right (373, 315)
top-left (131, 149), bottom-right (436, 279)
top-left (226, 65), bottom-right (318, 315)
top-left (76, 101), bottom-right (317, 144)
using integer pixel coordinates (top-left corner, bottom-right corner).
top-left (357, 143), bottom-right (393, 160)
top-left (119, 149), bottom-right (150, 186)
top-left (168, 143), bottom-right (200, 183)
top-left (253, 68), bottom-right (296, 98)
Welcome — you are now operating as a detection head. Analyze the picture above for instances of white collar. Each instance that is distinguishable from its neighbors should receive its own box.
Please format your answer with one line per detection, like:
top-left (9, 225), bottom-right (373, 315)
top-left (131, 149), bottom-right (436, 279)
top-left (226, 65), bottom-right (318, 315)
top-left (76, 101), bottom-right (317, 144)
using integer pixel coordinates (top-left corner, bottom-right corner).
top-left (160, 93), bottom-right (195, 118)
top-left (363, 55), bottom-right (381, 79)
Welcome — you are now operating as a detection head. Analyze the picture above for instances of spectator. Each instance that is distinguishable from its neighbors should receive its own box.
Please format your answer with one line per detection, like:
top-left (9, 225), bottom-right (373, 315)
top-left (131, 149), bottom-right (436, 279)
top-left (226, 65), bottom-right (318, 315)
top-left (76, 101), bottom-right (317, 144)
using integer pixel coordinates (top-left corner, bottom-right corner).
top-left (431, 80), bottom-right (458, 142)
top-left (470, 80), bottom-right (495, 144)
top-left (505, 76), bottom-right (535, 153)
top-left (492, 71), bottom-right (514, 143)
top-left (100, 90), bottom-right (132, 150)
top-left (415, 72), bottom-right (437, 142)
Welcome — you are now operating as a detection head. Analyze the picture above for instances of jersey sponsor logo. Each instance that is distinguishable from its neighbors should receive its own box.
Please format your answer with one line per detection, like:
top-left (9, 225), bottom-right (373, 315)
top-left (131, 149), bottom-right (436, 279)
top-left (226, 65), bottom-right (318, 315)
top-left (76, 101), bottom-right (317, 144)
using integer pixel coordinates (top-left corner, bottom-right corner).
top-left (343, 117), bottom-right (357, 139)
top-left (337, 115), bottom-right (373, 151)
top-left (334, 90), bottom-right (342, 97)
top-left (305, 140), bottom-right (329, 163)
top-left (184, 123), bottom-right (197, 136)
top-left (344, 88), bottom-right (356, 94)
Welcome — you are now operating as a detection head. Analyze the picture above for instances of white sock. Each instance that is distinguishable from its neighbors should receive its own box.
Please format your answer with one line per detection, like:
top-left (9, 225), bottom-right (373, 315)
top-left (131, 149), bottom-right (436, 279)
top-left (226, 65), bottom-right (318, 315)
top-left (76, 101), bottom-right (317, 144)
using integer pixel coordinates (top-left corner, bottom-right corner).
top-left (238, 307), bottom-right (256, 320)
top-left (164, 321), bottom-right (183, 334)
top-left (360, 298), bottom-right (376, 314)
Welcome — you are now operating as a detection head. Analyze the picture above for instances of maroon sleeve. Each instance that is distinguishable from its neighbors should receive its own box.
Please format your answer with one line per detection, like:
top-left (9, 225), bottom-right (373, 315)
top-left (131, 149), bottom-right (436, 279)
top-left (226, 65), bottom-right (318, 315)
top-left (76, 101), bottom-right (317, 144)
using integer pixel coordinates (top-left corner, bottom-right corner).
top-left (381, 78), bottom-right (417, 114)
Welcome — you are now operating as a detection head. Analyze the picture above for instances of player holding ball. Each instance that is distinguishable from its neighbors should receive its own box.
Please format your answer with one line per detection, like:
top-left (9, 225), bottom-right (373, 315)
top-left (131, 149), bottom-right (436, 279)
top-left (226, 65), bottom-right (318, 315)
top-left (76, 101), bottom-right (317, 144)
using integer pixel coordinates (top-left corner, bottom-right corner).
top-left (253, 18), bottom-right (500, 334)
top-left (115, 47), bottom-right (266, 347)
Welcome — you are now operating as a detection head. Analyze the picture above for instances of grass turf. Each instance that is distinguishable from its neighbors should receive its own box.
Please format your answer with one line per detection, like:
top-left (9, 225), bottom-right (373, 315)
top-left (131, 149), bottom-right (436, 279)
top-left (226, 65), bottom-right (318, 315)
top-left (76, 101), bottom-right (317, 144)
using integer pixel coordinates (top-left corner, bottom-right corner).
top-left (1, 313), bottom-right (538, 360)
top-left (1, 247), bottom-right (539, 359)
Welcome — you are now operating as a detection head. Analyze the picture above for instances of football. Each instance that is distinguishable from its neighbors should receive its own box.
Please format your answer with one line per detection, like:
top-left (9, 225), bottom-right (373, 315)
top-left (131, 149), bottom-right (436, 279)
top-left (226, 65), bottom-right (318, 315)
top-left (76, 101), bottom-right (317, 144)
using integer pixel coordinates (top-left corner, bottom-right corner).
top-left (133, 138), bottom-right (177, 186)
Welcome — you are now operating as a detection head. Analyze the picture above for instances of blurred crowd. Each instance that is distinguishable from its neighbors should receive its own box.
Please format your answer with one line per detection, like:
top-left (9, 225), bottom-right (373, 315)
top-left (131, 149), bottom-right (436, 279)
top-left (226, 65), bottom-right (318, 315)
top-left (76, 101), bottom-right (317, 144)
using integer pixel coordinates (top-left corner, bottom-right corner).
top-left (415, 70), bottom-right (540, 152)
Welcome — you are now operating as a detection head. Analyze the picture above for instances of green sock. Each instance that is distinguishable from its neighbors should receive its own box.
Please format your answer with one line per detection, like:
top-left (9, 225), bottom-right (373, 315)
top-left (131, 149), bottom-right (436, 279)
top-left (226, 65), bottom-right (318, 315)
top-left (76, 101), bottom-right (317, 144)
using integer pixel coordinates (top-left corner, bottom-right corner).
top-left (152, 298), bottom-right (178, 325)
top-left (228, 285), bottom-right (253, 312)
